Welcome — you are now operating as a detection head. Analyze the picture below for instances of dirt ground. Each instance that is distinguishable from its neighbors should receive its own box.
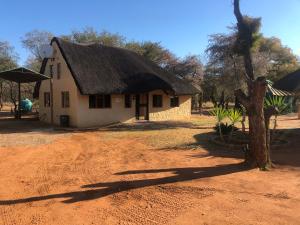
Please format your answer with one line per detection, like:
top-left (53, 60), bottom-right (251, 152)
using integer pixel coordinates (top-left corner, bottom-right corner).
top-left (0, 114), bottom-right (299, 225)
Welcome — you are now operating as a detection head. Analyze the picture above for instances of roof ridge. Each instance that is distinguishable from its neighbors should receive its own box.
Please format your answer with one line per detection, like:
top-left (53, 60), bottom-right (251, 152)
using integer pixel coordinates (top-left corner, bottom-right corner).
top-left (51, 36), bottom-right (138, 54)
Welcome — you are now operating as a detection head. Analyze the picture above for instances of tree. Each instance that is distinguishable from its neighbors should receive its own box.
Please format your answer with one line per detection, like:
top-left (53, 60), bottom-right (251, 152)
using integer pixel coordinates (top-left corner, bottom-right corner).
top-left (205, 29), bottom-right (299, 102)
top-left (258, 37), bottom-right (299, 81)
top-left (0, 41), bottom-right (18, 110)
top-left (21, 30), bottom-right (53, 70)
top-left (64, 27), bottom-right (126, 47)
top-left (0, 41), bottom-right (18, 71)
top-left (233, 0), bottom-right (271, 168)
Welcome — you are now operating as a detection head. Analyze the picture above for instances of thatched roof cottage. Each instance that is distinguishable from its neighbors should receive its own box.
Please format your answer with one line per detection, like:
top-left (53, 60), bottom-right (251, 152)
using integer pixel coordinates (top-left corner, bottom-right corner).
top-left (36, 37), bottom-right (199, 127)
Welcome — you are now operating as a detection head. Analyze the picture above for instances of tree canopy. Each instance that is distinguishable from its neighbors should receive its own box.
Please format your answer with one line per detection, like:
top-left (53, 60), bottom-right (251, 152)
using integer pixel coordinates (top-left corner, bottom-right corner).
top-left (0, 41), bottom-right (18, 71)
top-left (203, 27), bottom-right (299, 101)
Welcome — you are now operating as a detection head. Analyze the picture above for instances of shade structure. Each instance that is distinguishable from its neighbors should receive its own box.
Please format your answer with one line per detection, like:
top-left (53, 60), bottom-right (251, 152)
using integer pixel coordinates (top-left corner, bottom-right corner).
top-left (273, 69), bottom-right (300, 93)
top-left (267, 83), bottom-right (292, 96)
top-left (0, 67), bottom-right (50, 83)
top-left (0, 67), bottom-right (50, 119)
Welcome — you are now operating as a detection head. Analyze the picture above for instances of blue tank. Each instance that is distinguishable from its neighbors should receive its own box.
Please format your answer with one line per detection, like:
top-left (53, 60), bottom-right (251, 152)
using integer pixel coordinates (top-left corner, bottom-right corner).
top-left (20, 98), bottom-right (33, 112)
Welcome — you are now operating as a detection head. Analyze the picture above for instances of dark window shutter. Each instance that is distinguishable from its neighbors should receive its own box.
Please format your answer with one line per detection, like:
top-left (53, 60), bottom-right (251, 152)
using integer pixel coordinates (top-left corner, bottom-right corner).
top-left (125, 94), bottom-right (131, 108)
top-left (153, 95), bottom-right (163, 107)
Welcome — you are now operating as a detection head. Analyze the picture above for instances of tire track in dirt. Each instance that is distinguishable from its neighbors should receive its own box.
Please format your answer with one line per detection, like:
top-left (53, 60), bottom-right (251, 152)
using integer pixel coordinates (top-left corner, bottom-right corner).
top-left (0, 206), bottom-right (17, 225)
top-left (72, 134), bottom-right (113, 185)
top-left (107, 185), bottom-right (216, 225)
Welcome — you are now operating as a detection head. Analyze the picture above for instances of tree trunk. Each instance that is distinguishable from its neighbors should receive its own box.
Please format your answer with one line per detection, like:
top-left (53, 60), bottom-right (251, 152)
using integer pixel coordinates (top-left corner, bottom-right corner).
top-left (247, 78), bottom-right (268, 167)
top-left (0, 81), bottom-right (3, 111)
top-left (264, 107), bottom-right (278, 167)
top-left (218, 91), bottom-right (225, 108)
top-left (233, 0), bottom-right (270, 168)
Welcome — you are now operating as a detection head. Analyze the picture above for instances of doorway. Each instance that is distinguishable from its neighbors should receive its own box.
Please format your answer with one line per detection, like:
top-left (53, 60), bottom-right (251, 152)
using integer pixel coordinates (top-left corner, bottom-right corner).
top-left (135, 93), bottom-right (149, 120)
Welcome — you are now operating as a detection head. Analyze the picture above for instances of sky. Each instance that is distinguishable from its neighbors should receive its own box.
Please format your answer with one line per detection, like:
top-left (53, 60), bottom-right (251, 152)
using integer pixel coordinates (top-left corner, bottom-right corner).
top-left (1, 0), bottom-right (300, 65)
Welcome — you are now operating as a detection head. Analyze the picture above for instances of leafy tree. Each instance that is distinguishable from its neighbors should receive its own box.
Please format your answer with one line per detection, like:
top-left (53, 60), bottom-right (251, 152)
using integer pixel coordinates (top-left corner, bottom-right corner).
top-left (205, 29), bottom-right (299, 102)
top-left (258, 37), bottom-right (299, 81)
top-left (0, 41), bottom-right (18, 110)
top-left (21, 30), bottom-right (53, 70)
top-left (0, 41), bottom-right (18, 71)
top-left (233, 0), bottom-right (274, 168)
top-left (64, 27), bottom-right (126, 47)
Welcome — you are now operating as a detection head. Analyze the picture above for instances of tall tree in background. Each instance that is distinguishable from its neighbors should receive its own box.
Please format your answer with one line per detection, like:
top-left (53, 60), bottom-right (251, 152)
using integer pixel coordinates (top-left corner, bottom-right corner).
top-left (0, 41), bottom-right (18, 71)
top-left (0, 41), bottom-right (18, 110)
top-left (233, 0), bottom-right (272, 168)
top-left (22, 30), bottom-right (53, 71)
top-left (205, 29), bottom-right (299, 102)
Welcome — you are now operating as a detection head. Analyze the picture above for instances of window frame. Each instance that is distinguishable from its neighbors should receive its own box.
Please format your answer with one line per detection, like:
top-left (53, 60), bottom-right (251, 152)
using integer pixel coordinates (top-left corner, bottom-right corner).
top-left (61, 91), bottom-right (70, 108)
top-left (89, 94), bottom-right (111, 108)
top-left (57, 63), bottom-right (61, 79)
top-left (49, 65), bottom-right (54, 78)
top-left (152, 95), bottom-right (163, 108)
top-left (170, 96), bottom-right (179, 107)
top-left (124, 94), bottom-right (131, 108)
top-left (44, 92), bottom-right (50, 107)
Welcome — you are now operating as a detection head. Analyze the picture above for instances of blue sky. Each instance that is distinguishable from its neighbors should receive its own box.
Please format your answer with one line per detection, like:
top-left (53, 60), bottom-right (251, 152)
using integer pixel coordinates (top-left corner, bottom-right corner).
top-left (1, 0), bottom-right (300, 65)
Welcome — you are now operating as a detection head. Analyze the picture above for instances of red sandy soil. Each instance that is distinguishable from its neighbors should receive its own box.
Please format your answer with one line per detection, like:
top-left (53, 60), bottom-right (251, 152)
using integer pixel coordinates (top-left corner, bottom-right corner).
top-left (0, 115), bottom-right (299, 225)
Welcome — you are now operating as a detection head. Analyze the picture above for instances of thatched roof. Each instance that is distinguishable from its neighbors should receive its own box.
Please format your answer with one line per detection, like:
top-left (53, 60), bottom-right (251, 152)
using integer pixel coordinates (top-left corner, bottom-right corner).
top-left (49, 37), bottom-right (199, 95)
top-left (273, 69), bottom-right (300, 92)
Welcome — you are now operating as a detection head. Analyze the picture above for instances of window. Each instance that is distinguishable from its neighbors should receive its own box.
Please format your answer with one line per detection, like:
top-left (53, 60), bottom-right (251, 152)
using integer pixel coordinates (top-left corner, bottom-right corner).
top-left (153, 95), bottom-right (163, 107)
top-left (57, 63), bottom-right (61, 79)
top-left (44, 92), bottom-right (50, 107)
top-left (170, 96), bottom-right (179, 107)
top-left (89, 95), bottom-right (111, 108)
top-left (49, 65), bottom-right (54, 78)
top-left (124, 94), bottom-right (131, 108)
top-left (61, 91), bottom-right (70, 108)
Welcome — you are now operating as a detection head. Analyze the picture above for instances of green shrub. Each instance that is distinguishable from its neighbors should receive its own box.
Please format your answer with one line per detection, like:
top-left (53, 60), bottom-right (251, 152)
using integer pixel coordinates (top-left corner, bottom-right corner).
top-left (214, 122), bottom-right (238, 136)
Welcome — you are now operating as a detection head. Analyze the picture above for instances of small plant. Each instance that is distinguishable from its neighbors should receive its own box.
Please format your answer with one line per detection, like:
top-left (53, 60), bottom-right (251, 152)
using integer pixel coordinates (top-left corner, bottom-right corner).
top-left (210, 107), bottom-right (228, 141)
top-left (227, 108), bottom-right (242, 140)
top-left (264, 96), bottom-right (288, 130)
top-left (214, 122), bottom-right (238, 136)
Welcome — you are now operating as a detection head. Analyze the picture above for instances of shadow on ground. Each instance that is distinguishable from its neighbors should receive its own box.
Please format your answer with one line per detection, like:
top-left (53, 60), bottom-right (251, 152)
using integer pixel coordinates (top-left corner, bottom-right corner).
top-left (0, 117), bottom-right (212, 134)
top-left (158, 128), bottom-right (300, 168)
top-left (0, 162), bottom-right (247, 205)
top-left (158, 130), bottom-right (245, 160)
top-left (101, 121), bottom-right (209, 132)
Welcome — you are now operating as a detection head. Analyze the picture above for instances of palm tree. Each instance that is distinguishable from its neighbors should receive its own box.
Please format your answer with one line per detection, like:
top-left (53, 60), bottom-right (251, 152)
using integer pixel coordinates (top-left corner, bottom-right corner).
top-left (210, 107), bottom-right (228, 142)
top-left (264, 96), bottom-right (287, 130)
top-left (227, 108), bottom-right (242, 140)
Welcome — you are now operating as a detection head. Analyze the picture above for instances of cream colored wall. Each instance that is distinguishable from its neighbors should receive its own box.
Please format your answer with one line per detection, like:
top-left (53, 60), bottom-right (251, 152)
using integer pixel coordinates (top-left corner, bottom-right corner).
top-left (76, 94), bottom-right (136, 128)
top-left (148, 90), bottom-right (191, 121)
top-left (39, 42), bottom-right (80, 126)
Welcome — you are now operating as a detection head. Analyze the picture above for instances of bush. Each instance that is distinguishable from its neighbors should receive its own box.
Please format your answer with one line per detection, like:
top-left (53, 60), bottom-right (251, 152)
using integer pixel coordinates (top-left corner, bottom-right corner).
top-left (214, 123), bottom-right (238, 135)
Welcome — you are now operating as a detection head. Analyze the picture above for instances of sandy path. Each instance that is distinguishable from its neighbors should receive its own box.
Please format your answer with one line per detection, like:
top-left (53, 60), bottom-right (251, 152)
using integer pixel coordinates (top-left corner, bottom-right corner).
top-left (0, 116), bottom-right (299, 225)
